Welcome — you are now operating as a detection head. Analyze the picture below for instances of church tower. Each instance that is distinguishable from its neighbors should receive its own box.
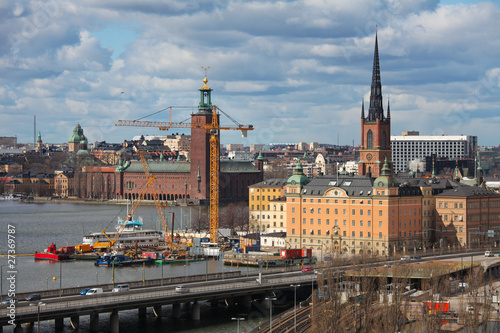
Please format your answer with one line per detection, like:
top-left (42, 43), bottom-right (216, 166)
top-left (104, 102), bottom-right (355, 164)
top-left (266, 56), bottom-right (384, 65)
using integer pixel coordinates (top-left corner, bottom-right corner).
top-left (358, 32), bottom-right (392, 178)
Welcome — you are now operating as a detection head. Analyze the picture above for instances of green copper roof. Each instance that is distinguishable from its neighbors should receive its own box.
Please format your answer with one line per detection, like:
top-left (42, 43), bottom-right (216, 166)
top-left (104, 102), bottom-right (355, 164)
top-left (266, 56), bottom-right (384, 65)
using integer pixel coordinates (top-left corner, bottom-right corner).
top-left (287, 159), bottom-right (310, 186)
top-left (373, 157), bottom-right (398, 187)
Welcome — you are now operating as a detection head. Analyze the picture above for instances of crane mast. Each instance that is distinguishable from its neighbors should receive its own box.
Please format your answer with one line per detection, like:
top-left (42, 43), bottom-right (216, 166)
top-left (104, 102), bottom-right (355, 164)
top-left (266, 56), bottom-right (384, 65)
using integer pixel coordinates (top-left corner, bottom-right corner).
top-left (115, 78), bottom-right (254, 245)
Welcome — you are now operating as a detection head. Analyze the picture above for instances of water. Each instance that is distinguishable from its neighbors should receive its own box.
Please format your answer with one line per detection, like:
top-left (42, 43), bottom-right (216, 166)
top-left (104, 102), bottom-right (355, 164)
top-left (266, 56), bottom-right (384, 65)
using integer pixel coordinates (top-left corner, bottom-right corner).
top-left (0, 200), bottom-right (289, 332)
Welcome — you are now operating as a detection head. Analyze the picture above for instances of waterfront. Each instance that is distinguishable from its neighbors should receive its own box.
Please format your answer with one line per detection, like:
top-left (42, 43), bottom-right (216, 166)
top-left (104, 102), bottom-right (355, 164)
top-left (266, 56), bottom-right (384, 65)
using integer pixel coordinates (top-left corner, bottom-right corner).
top-left (0, 200), bottom-right (290, 333)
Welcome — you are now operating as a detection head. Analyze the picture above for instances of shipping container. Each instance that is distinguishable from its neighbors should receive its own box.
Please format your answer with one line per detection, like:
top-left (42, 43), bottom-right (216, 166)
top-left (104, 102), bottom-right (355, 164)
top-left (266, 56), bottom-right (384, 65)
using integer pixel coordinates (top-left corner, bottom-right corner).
top-left (60, 246), bottom-right (76, 254)
top-left (75, 244), bottom-right (91, 253)
top-left (142, 252), bottom-right (159, 260)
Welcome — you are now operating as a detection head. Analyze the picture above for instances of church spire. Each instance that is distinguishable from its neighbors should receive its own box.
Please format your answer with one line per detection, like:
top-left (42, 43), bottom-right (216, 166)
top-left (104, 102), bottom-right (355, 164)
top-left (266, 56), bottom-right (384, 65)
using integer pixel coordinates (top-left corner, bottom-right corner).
top-left (361, 99), bottom-right (365, 119)
top-left (367, 31), bottom-right (384, 122)
top-left (387, 98), bottom-right (391, 118)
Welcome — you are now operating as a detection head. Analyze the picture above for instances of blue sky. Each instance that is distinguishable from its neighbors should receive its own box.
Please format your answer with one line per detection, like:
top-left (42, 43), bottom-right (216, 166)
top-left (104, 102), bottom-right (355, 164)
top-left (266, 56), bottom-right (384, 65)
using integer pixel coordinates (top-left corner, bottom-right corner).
top-left (1, 0), bottom-right (499, 147)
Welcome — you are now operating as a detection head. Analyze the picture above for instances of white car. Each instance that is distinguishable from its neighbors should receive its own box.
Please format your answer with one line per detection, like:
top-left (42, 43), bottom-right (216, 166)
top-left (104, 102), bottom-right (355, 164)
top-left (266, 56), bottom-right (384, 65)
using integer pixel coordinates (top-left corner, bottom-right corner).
top-left (112, 284), bottom-right (130, 292)
top-left (175, 286), bottom-right (190, 294)
top-left (485, 251), bottom-right (494, 257)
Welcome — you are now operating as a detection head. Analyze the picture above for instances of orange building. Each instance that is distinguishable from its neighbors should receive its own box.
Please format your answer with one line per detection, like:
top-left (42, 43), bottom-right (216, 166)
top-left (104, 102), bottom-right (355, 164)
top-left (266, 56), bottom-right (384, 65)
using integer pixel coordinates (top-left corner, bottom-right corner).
top-left (285, 159), bottom-right (423, 256)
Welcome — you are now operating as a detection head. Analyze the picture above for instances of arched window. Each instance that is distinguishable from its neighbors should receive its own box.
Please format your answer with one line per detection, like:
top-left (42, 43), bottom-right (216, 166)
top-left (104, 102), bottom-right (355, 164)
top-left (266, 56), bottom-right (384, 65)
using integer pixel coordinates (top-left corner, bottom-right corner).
top-left (382, 131), bottom-right (386, 149)
top-left (367, 130), bottom-right (373, 149)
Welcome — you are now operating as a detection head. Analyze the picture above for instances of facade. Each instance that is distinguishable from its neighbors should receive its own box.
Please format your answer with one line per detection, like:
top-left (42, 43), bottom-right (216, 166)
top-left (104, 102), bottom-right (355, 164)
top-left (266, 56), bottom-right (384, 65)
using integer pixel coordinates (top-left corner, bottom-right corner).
top-left (391, 133), bottom-right (478, 173)
top-left (248, 178), bottom-right (287, 233)
top-left (435, 184), bottom-right (500, 248)
top-left (54, 172), bottom-right (74, 197)
top-left (358, 34), bottom-right (392, 178)
top-left (285, 160), bottom-right (423, 257)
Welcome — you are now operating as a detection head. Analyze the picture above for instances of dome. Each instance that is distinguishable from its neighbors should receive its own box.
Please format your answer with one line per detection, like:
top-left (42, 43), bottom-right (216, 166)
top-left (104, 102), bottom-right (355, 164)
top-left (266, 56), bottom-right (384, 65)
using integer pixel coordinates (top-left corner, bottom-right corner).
top-left (287, 159), bottom-right (310, 186)
top-left (69, 123), bottom-right (85, 143)
top-left (373, 157), bottom-right (398, 187)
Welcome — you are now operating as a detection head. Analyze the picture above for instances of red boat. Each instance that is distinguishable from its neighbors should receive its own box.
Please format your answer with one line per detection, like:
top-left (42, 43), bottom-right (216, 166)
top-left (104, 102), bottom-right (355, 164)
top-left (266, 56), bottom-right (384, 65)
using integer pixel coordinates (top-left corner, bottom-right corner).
top-left (34, 242), bottom-right (71, 261)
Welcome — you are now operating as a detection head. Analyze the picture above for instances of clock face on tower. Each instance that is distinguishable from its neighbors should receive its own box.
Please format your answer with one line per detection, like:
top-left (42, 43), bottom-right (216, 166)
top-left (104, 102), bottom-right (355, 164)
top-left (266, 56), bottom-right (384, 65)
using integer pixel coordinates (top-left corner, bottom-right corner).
top-left (366, 153), bottom-right (373, 161)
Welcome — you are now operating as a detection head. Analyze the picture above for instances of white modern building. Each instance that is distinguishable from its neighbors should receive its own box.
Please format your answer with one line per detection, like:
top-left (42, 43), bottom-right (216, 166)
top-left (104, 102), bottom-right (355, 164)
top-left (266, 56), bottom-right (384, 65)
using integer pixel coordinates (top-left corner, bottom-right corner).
top-left (391, 132), bottom-right (478, 173)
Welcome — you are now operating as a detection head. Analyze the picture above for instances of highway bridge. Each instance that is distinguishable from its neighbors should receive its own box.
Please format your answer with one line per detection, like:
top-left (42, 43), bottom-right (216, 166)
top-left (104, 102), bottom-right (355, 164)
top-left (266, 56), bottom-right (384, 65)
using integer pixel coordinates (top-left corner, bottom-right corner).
top-left (0, 270), bottom-right (318, 333)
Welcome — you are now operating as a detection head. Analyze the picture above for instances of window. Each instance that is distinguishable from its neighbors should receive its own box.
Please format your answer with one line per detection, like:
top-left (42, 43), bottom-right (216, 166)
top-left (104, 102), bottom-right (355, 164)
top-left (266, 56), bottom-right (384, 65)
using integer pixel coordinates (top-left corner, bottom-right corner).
top-left (343, 231), bottom-right (347, 237)
top-left (368, 220), bottom-right (371, 227)
top-left (292, 218), bottom-right (295, 224)
top-left (360, 231), bottom-right (363, 237)
top-left (310, 218), bottom-right (314, 225)
top-left (327, 219), bottom-right (330, 225)
top-left (368, 231), bottom-right (371, 237)
top-left (360, 220), bottom-right (363, 227)
top-left (343, 219), bottom-right (347, 226)
top-left (326, 208), bottom-right (330, 214)
top-left (352, 231), bottom-right (355, 237)
top-left (303, 208), bottom-right (306, 213)
top-left (379, 232), bottom-right (382, 238)
top-left (318, 219), bottom-right (321, 225)
top-left (302, 229), bottom-right (306, 235)
top-left (379, 210), bottom-right (382, 217)
top-left (335, 209), bottom-right (338, 215)
top-left (343, 209), bottom-right (347, 215)
top-left (360, 209), bottom-right (363, 216)
top-left (292, 207), bottom-right (295, 213)
top-left (318, 208), bottom-right (321, 214)
top-left (352, 220), bottom-right (355, 227)
top-left (334, 219), bottom-right (338, 226)
top-left (352, 209), bottom-right (356, 215)
top-left (368, 210), bottom-right (371, 216)
top-left (367, 129), bottom-right (373, 149)
top-left (318, 230), bottom-right (321, 236)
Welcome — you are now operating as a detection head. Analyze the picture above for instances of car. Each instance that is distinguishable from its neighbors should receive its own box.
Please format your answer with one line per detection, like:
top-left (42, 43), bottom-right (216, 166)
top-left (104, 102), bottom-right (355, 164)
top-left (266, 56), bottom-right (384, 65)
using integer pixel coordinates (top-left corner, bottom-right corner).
top-left (112, 284), bottom-right (130, 292)
top-left (1, 298), bottom-right (18, 305)
top-left (485, 251), bottom-right (494, 257)
top-left (302, 267), bottom-right (315, 272)
top-left (401, 255), bottom-right (411, 261)
top-left (85, 288), bottom-right (103, 295)
top-left (80, 288), bottom-right (91, 295)
top-left (175, 286), bottom-right (190, 294)
top-left (410, 256), bottom-right (422, 261)
top-left (466, 306), bottom-right (474, 313)
top-left (25, 294), bottom-right (41, 301)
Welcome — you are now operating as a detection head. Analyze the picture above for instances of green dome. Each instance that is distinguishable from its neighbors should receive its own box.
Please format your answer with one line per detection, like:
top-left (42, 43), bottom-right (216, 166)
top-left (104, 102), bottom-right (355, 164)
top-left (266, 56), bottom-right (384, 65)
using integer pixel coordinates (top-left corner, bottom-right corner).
top-left (69, 123), bottom-right (86, 143)
top-left (287, 159), bottom-right (310, 186)
top-left (373, 157), bottom-right (398, 187)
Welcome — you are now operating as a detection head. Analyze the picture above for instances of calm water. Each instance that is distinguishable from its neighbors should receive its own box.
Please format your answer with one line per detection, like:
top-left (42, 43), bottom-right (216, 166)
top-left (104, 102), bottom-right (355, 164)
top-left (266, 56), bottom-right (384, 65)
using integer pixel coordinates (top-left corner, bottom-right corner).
top-left (0, 200), bottom-right (287, 333)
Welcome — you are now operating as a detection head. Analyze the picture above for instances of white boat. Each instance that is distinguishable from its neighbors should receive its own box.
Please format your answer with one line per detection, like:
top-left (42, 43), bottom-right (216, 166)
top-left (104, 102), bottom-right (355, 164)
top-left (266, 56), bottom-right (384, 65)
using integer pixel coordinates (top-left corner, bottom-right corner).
top-left (83, 217), bottom-right (164, 248)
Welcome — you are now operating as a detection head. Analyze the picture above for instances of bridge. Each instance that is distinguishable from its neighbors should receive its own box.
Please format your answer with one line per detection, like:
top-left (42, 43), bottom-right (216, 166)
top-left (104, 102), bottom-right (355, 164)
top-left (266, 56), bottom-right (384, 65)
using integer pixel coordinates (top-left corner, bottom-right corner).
top-left (0, 270), bottom-right (318, 333)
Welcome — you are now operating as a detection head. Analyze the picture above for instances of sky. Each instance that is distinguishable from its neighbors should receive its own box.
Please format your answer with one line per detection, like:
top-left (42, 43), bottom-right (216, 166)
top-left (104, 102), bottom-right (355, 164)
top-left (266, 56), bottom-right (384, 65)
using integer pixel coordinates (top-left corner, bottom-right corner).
top-left (1, 0), bottom-right (499, 147)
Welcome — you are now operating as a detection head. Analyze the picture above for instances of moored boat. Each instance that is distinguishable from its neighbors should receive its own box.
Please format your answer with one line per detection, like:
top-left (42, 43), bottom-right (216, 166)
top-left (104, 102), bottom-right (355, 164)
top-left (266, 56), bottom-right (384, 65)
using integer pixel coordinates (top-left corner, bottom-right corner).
top-left (83, 216), bottom-right (164, 249)
top-left (34, 242), bottom-right (71, 261)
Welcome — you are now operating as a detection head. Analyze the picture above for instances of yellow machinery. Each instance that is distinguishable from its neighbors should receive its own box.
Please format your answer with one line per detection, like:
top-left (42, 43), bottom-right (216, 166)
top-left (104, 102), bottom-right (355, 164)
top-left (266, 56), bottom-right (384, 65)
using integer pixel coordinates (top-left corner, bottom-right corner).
top-left (116, 105), bottom-right (253, 244)
top-left (93, 150), bottom-right (171, 249)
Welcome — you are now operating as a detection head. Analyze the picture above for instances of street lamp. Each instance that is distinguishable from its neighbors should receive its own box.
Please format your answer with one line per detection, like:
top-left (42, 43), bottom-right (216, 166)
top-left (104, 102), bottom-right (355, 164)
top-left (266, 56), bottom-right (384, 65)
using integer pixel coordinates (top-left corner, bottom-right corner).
top-left (265, 297), bottom-right (277, 333)
top-left (231, 317), bottom-right (245, 333)
top-left (290, 284), bottom-right (300, 332)
top-left (30, 302), bottom-right (46, 333)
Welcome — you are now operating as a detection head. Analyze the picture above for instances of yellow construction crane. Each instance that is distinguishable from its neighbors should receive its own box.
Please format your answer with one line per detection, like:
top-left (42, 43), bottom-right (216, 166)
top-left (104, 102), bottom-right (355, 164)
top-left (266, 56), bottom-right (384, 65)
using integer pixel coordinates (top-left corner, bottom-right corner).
top-left (94, 150), bottom-right (172, 249)
top-left (116, 104), bottom-right (253, 244)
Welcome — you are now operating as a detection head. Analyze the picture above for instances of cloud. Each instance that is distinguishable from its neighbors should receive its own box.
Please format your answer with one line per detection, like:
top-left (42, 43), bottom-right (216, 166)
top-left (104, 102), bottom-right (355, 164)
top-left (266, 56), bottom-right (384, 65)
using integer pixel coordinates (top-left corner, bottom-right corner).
top-left (0, 0), bottom-right (498, 147)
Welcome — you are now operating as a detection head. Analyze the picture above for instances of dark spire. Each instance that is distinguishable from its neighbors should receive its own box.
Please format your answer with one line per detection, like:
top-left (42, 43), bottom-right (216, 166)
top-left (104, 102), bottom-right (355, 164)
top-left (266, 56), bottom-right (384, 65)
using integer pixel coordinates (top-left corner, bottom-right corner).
top-left (387, 98), bottom-right (390, 118)
top-left (367, 31), bottom-right (384, 121)
top-left (361, 99), bottom-right (365, 119)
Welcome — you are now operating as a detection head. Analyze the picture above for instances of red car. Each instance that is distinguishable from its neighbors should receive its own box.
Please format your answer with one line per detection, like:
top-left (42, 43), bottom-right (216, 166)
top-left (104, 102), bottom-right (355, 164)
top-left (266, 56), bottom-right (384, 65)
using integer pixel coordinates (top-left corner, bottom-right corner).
top-left (302, 267), bottom-right (314, 272)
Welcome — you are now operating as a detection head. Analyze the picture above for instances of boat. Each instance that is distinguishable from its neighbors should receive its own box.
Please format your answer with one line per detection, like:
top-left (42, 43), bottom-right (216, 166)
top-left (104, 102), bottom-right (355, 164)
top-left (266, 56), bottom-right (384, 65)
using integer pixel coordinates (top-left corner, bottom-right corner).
top-left (83, 216), bottom-right (164, 249)
top-left (34, 242), bottom-right (71, 261)
top-left (96, 251), bottom-right (155, 267)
